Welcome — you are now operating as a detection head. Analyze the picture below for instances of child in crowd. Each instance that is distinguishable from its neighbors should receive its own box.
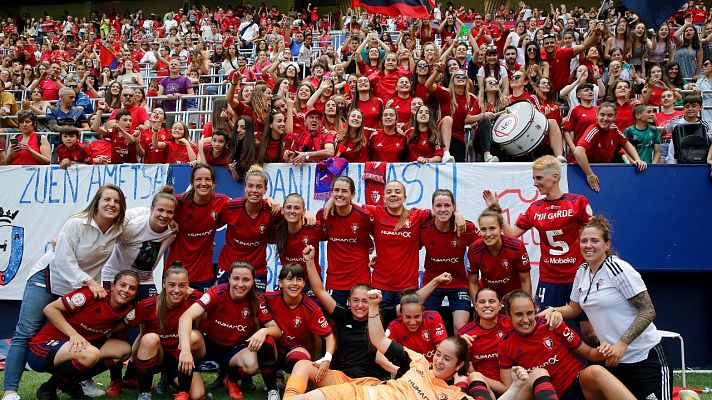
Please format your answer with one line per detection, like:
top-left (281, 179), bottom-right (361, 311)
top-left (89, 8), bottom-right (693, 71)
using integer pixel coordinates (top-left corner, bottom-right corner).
top-left (623, 104), bottom-right (661, 164)
top-left (57, 131), bottom-right (93, 168)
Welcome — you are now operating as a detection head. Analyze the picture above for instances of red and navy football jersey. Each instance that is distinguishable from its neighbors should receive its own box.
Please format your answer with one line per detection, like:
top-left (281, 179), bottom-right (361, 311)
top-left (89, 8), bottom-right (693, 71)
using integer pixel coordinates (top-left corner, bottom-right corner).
top-left (218, 198), bottom-right (281, 275)
top-left (166, 193), bottom-right (228, 283)
top-left (125, 290), bottom-right (201, 356)
top-left (316, 206), bottom-right (373, 291)
top-left (196, 283), bottom-right (274, 346)
top-left (30, 287), bottom-right (132, 345)
top-left (515, 194), bottom-right (593, 283)
top-left (264, 291), bottom-right (332, 351)
top-left (420, 220), bottom-right (479, 289)
top-left (498, 319), bottom-right (584, 398)
top-left (467, 235), bottom-right (530, 299)
top-left (385, 310), bottom-right (447, 361)
top-left (457, 314), bottom-right (512, 380)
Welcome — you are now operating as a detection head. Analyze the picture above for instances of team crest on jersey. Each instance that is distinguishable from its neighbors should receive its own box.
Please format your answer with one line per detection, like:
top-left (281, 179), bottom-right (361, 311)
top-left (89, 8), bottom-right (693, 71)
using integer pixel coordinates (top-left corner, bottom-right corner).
top-left (303, 236), bottom-right (310, 245)
top-left (126, 309), bottom-right (136, 321)
top-left (294, 317), bottom-right (302, 327)
top-left (503, 260), bottom-right (510, 269)
top-left (370, 190), bottom-right (381, 204)
top-left (210, 210), bottom-right (218, 220)
top-left (199, 293), bottom-right (211, 305)
top-left (497, 330), bottom-right (505, 339)
top-left (69, 293), bottom-right (87, 309)
top-left (543, 337), bottom-right (554, 350)
top-left (451, 239), bottom-right (459, 247)
top-left (352, 223), bottom-right (359, 233)
top-left (423, 331), bottom-right (431, 341)
top-left (585, 204), bottom-right (593, 217)
top-left (404, 221), bottom-right (411, 228)
top-left (259, 224), bottom-right (267, 233)
top-left (242, 307), bottom-right (250, 318)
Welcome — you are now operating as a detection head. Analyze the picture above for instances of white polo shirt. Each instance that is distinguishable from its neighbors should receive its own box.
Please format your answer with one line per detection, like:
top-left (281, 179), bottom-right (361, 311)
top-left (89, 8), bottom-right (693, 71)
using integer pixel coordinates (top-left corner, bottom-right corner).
top-left (571, 256), bottom-right (661, 364)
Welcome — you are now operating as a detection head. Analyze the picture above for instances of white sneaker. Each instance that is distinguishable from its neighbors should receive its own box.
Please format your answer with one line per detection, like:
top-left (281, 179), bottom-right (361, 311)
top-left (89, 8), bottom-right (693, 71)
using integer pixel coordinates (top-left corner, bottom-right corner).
top-left (441, 151), bottom-right (455, 163)
top-left (137, 393), bottom-right (152, 400)
top-left (484, 154), bottom-right (499, 162)
top-left (2, 393), bottom-right (21, 400)
top-left (80, 380), bottom-right (106, 398)
top-left (556, 155), bottom-right (567, 164)
top-left (267, 389), bottom-right (280, 400)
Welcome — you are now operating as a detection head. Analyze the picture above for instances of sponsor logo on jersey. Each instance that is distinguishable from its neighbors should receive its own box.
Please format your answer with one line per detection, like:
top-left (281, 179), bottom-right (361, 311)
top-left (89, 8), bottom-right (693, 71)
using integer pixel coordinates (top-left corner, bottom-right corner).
top-left (215, 319), bottom-right (247, 332)
top-left (543, 337), bottom-right (554, 350)
top-left (562, 327), bottom-right (575, 342)
top-left (473, 352), bottom-right (498, 360)
top-left (330, 237), bottom-right (358, 243)
top-left (381, 229), bottom-right (412, 238)
top-left (527, 354), bottom-right (560, 372)
top-left (187, 229), bottom-right (214, 238)
top-left (318, 316), bottom-right (328, 328)
top-left (533, 209), bottom-right (573, 221)
top-left (68, 293), bottom-right (87, 309)
top-left (522, 253), bottom-right (530, 265)
top-left (435, 325), bottom-right (445, 336)
top-left (430, 256), bottom-right (459, 263)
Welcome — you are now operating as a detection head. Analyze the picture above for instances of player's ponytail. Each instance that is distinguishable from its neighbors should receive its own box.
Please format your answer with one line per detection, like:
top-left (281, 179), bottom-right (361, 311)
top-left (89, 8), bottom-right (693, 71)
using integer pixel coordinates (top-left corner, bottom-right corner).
top-left (399, 288), bottom-right (424, 310)
top-left (580, 215), bottom-right (615, 256)
top-left (151, 185), bottom-right (177, 208)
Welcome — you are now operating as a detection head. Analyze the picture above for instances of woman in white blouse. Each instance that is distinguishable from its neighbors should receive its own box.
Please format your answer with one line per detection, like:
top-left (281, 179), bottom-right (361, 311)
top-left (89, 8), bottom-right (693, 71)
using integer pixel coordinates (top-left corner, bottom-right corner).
top-left (3, 185), bottom-right (128, 400)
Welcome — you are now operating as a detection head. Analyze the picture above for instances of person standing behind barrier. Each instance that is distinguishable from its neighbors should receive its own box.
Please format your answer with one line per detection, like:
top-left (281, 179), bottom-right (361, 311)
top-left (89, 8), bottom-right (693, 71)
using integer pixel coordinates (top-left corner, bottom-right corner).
top-left (4, 110), bottom-right (51, 165)
top-left (2, 184), bottom-right (127, 400)
top-left (137, 108), bottom-right (170, 164)
top-left (539, 216), bottom-right (671, 400)
top-left (420, 189), bottom-right (479, 332)
top-left (316, 176), bottom-right (373, 306)
top-left (166, 163), bottom-right (229, 292)
top-left (484, 155), bottom-right (596, 342)
top-left (158, 59), bottom-right (195, 113)
top-left (574, 103), bottom-right (648, 192)
top-left (217, 165), bottom-right (281, 291)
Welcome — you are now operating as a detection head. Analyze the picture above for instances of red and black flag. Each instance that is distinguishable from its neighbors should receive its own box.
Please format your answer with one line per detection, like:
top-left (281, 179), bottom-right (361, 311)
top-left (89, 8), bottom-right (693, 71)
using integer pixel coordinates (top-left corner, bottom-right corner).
top-left (352, 0), bottom-right (434, 18)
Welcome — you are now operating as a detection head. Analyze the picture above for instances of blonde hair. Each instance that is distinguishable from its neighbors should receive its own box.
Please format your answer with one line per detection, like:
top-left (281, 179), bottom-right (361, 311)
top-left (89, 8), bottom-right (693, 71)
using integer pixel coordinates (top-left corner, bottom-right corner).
top-left (245, 164), bottom-right (268, 187)
top-left (532, 155), bottom-right (561, 177)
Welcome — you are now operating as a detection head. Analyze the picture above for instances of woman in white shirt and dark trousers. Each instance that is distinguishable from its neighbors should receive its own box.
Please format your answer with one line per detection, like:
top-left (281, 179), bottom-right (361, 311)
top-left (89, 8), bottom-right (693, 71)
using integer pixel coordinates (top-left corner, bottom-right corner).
top-left (540, 216), bottom-right (671, 400)
top-left (3, 185), bottom-right (128, 400)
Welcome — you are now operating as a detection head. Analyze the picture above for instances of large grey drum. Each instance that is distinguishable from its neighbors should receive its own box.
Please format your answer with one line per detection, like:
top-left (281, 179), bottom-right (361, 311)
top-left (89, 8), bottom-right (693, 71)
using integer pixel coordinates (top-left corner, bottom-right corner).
top-left (492, 100), bottom-right (548, 157)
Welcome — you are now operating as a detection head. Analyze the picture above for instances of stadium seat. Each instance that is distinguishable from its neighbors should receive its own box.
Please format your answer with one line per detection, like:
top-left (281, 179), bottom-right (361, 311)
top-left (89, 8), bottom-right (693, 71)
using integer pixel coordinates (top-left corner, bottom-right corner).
top-left (659, 329), bottom-right (686, 387)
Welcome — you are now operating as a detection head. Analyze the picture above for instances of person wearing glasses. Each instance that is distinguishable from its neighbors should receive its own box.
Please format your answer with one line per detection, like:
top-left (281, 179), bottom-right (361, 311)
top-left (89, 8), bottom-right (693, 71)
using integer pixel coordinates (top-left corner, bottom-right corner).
top-left (539, 217), bottom-right (670, 400)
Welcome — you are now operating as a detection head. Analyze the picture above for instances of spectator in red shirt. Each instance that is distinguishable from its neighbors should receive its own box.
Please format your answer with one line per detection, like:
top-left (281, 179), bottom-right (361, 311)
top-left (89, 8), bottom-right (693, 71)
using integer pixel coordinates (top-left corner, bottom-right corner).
top-left (574, 102), bottom-right (648, 192)
top-left (541, 28), bottom-right (601, 93)
top-left (29, 62), bottom-right (63, 101)
top-left (283, 108), bottom-right (335, 165)
top-left (57, 131), bottom-right (93, 168)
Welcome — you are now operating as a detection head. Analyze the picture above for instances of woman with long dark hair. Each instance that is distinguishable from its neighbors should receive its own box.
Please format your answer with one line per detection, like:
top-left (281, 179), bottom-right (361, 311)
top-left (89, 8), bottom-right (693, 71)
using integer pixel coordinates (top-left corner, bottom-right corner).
top-left (405, 105), bottom-right (443, 163)
top-left (674, 19), bottom-right (703, 80)
top-left (229, 116), bottom-right (258, 181)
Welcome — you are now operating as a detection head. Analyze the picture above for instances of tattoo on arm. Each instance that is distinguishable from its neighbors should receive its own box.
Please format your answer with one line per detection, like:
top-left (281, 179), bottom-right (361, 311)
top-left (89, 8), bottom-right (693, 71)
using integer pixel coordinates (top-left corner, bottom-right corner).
top-left (621, 291), bottom-right (656, 345)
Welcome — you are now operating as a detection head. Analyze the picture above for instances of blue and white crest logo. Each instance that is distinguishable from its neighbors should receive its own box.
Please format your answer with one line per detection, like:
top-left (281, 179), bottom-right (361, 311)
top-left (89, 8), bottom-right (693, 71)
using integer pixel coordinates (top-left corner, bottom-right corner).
top-left (0, 207), bottom-right (23, 286)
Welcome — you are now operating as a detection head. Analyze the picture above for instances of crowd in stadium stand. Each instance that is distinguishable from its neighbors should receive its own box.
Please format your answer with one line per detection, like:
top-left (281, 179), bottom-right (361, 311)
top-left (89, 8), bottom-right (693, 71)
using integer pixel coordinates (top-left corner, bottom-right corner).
top-left (0, 2), bottom-right (700, 400)
top-left (1, 0), bottom-right (712, 181)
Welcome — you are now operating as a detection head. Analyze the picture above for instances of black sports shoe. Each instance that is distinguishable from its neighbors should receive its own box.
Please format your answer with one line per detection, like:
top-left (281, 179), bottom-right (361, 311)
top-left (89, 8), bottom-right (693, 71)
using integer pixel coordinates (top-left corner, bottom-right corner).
top-left (239, 376), bottom-right (256, 391)
top-left (58, 380), bottom-right (90, 400)
top-left (208, 370), bottom-right (226, 390)
top-left (36, 377), bottom-right (59, 400)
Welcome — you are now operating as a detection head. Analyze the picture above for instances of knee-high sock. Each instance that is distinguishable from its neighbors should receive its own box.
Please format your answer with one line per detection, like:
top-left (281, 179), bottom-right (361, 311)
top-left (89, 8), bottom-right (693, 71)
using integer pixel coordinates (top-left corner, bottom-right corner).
top-left (135, 355), bottom-right (160, 393)
top-left (467, 380), bottom-right (494, 400)
top-left (533, 375), bottom-right (559, 400)
top-left (282, 374), bottom-right (308, 400)
top-left (285, 351), bottom-right (310, 374)
top-left (54, 360), bottom-right (92, 383)
top-left (177, 370), bottom-right (193, 393)
top-left (257, 340), bottom-right (278, 390)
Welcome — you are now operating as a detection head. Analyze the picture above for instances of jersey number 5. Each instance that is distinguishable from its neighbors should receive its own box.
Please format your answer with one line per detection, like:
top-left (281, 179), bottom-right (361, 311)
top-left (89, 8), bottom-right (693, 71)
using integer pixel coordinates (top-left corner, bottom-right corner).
top-left (545, 230), bottom-right (569, 256)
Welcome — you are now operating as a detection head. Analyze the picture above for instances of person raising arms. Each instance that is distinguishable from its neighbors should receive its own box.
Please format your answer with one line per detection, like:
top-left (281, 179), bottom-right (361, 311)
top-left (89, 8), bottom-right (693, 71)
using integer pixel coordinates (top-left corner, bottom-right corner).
top-left (288, 286), bottom-right (532, 400)
top-left (484, 155), bottom-right (596, 342)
